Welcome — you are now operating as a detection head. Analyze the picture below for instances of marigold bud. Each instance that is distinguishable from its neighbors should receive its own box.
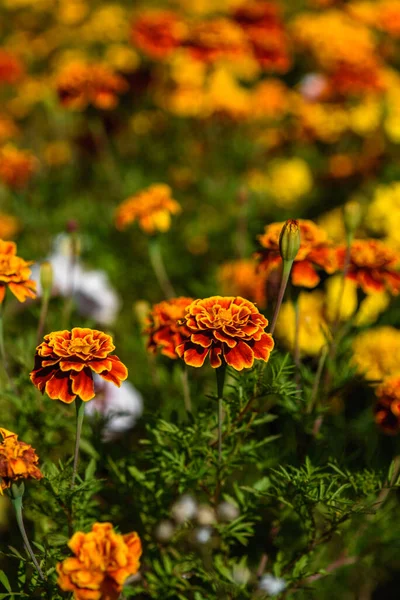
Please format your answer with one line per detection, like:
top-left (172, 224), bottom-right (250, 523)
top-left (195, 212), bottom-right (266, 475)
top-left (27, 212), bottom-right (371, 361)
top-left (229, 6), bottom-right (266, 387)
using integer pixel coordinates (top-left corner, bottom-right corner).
top-left (279, 219), bottom-right (301, 262)
top-left (39, 261), bottom-right (53, 298)
top-left (343, 200), bottom-right (363, 235)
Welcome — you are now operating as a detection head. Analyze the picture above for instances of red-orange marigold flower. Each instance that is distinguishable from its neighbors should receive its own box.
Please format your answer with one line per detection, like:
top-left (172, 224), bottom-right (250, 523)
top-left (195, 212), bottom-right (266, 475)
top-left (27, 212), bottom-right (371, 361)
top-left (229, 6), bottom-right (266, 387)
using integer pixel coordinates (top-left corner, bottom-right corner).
top-left (57, 522), bottom-right (142, 600)
top-left (176, 296), bottom-right (274, 370)
top-left (337, 239), bottom-right (400, 295)
top-left (0, 428), bottom-right (43, 494)
top-left (131, 10), bottom-right (187, 59)
top-left (30, 328), bottom-right (128, 403)
top-left (257, 219), bottom-right (337, 288)
top-left (184, 18), bottom-right (249, 63)
top-left (0, 239), bottom-right (36, 304)
top-left (0, 145), bottom-right (38, 189)
top-left (56, 61), bottom-right (128, 111)
top-left (145, 297), bottom-right (193, 359)
top-left (374, 376), bottom-right (400, 435)
top-left (115, 184), bottom-right (181, 234)
top-left (0, 50), bottom-right (24, 85)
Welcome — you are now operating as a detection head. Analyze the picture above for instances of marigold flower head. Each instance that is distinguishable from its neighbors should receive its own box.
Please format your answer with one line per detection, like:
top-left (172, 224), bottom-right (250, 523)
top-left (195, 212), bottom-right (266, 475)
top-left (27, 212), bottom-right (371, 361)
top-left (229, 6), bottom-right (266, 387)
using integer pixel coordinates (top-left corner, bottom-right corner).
top-left (352, 326), bottom-right (400, 380)
top-left (0, 428), bottom-right (43, 495)
top-left (176, 296), bottom-right (274, 370)
top-left (131, 10), bottom-right (187, 59)
top-left (184, 18), bottom-right (249, 63)
top-left (145, 297), bottom-right (193, 359)
top-left (57, 522), bottom-right (142, 600)
top-left (0, 50), bottom-right (24, 84)
top-left (115, 184), bottom-right (181, 234)
top-left (257, 219), bottom-right (337, 288)
top-left (0, 145), bottom-right (38, 189)
top-left (30, 328), bottom-right (128, 403)
top-left (217, 259), bottom-right (267, 308)
top-left (374, 375), bottom-right (400, 435)
top-left (337, 239), bottom-right (400, 295)
top-left (56, 61), bottom-right (128, 111)
top-left (0, 239), bottom-right (36, 304)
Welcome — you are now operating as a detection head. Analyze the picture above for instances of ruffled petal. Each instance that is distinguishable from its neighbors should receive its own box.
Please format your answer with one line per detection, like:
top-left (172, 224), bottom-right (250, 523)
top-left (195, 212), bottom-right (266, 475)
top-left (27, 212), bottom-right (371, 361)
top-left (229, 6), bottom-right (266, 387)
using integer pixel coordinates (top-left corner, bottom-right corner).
top-left (251, 333), bottom-right (274, 361)
top-left (209, 346), bottom-right (223, 368)
top-left (45, 372), bottom-right (76, 403)
top-left (224, 341), bottom-right (254, 370)
top-left (98, 355), bottom-right (128, 386)
top-left (191, 332), bottom-right (213, 348)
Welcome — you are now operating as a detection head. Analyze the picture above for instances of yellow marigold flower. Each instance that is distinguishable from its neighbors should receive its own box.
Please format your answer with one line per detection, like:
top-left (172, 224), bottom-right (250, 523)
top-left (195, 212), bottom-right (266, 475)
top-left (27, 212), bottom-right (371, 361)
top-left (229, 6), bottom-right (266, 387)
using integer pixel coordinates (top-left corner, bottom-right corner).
top-left (353, 289), bottom-right (390, 327)
top-left (31, 328), bottom-right (128, 404)
top-left (80, 4), bottom-right (129, 43)
top-left (145, 297), bottom-right (193, 359)
top-left (217, 259), bottom-right (267, 308)
top-left (275, 291), bottom-right (330, 357)
top-left (352, 326), bottom-right (400, 380)
top-left (204, 67), bottom-right (250, 118)
top-left (176, 296), bottom-right (274, 370)
top-left (367, 182), bottom-right (400, 239)
top-left (0, 239), bottom-right (36, 304)
top-left (264, 158), bottom-right (313, 207)
top-left (0, 213), bottom-right (20, 240)
top-left (374, 375), bottom-right (400, 435)
top-left (348, 96), bottom-right (381, 135)
top-left (57, 522), bottom-right (142, 600)
top-left (115, 184), bottom-right (181, 234)
top-left (0, 145), bottom-right (38, 189)
top-left (317, 207), bottom-right (347, 244)
top-left (0, 428), bottom-right (43, 495)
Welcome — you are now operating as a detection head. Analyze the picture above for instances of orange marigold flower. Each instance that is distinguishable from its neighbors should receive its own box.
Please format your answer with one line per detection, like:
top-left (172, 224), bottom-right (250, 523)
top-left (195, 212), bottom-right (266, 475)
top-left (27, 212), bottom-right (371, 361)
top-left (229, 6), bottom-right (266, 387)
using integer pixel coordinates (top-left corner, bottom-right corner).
top-left (0, 428), bottom-right (43, 494)
top-left (0, 145), bottom-right (38, 189)
top-left (115, 184), bottom-right (181, 234)
top-left (256, 219), bottom-right (337, 288)
top-left (0, 213), bottom-right (20, 239)
top-left (0, 50), bottom-right (24, 84)
top-left (131, 10), bottom-right (187, 59)
top-left (30, 328), bottom-right (128, 403)
top-left (145, 297), bottom-right (193, 359)
top-left (217, 259), bottom-right (267, 308)
top-left (374, 376), bottom-right (400, 435)
top-left (337, 239), bottom-right (400, 295)
top-left (184, 18), bottom-right (249, 63)
top-left (0, 239), bottom-right (36, 304)
top-left (176, 296), bottom-right (274, 370)
top-left (56, 61), bottom-right (128, 111)
top-left (57, 522), bottom-right (142, 600)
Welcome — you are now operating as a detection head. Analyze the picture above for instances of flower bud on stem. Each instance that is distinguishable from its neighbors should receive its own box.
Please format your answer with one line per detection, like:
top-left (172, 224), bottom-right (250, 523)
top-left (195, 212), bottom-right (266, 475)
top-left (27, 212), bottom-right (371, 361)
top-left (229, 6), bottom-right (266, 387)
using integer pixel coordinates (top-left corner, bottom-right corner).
top-left (72, 397), bottom-right (85, 487)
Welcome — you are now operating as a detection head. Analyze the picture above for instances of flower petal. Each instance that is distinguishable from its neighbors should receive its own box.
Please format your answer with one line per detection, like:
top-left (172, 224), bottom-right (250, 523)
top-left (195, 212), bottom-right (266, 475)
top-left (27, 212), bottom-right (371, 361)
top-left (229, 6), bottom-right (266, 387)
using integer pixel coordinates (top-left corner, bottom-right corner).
top-left (209, 346), bottom-right (223, 368)
top-left (180, 343), bottom-right (208, 367)
top-left (191, 332), bottom-right (213, 348)
top-left (224, 341), bottom-right (254, 370)
top-left (291, 261), bottom-right (320, 288)
top-left (98, 355), bottom-right (128, 386)
top-left (251, 333), bottom-right (274, 361)
top-left (71, 368), bottom-right (95, 401)
top-left (45, 372), bottom-right (76, 403)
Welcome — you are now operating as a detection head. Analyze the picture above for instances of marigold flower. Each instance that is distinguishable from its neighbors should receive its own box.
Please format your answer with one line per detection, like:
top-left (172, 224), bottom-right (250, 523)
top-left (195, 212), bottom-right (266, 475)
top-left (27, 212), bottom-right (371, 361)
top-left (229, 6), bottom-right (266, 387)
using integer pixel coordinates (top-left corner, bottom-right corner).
top-left (57, 522), bottom-right (142, 600)
top-left (0, 428), bottom-right (43, 494)
top-left (176, 296), bottom-right (274, 370)
top-left (257, 219), bottom-right (337, 288)
top-left (0, 145), bottom-right (38, 189)
top-left (145, 297), bottom-right (193, 359)
top-left (56, 61), bottom-right (128, 111)
top-left (352, 326), bottom-right (400, 380)
top-left (184, 18), bottom-right (249, 63)
top-left (374, 376), bottom-right (400, 435)
top-left (0, 213), bottom-right (20, 240)
top-left (337, 239), bottom-right (400, 295)
top-left (0, 239), bottom-right (36, 304)
top-left (217, 259), bottom-right (267, 308)
top-left (131, 10), bottom-right (187, 59)
top-left (115, 184), bottom-right (181, 234)
top-left (30, 328), bottom-right (128, 403)
top-left (0, 50), bottom-right (24, 84)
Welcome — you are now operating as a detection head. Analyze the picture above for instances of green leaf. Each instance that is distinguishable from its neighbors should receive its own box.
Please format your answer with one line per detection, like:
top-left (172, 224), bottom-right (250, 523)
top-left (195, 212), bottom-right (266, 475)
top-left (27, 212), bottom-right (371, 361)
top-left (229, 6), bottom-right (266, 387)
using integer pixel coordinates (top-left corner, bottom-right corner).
top-left (85, 458), bottom-right (97, 481)
top-left (0, 571), bottom-right (11, 593)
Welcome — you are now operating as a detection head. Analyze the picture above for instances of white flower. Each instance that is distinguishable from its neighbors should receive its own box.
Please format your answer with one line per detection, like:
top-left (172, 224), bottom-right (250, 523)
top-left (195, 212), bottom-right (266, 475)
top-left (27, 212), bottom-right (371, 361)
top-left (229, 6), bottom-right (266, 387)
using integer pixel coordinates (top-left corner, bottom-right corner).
top-left (195, 526), bottom-right (212, 544)
top-left (217, 501), bottom-right (239, 522)
top-left (85, 375), bottom-right (143, 441)
top-left (171, 495), bottom-right (197, 523)
top-left (259, 574), bottom-right (286, 596)
top-left (155, 520), bottom-right (175, 542)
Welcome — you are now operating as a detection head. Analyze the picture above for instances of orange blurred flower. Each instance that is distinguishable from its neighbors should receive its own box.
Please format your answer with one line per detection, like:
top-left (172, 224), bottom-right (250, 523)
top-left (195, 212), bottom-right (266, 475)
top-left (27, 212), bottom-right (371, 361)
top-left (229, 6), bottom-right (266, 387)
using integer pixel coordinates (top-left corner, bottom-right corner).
top-left (0, 428), bottom-right (43, 495)
top-left (176, 296), bottom-right (274, 370)
top-left (131, 10), bottom-right (187, 59)
top-left (56, 61), bottom-right (128, 111)
top-left (30, 328), bottom-right (128, 403)
top-left (374, 376), bottom-right (400, 435)
top-left (0, 145), bottom-right (38, 189)
top-left (257, 219), bottom-right (337, 288)
top-left (115, 184), bottom-right (181, 234)
top-left (217, 259), bottom-right (267, 308)
top-left (145, 297), bottom-right (193, 359)
top-left (57, 522), bottom-right (142, 600)
top-left (337, 239), bottom-right (400, 295)
top-left (184, 18), bottom-right (249, 63)
top-left (0, 213), bottom-right (20, 240)
top-left (0, 239), bottom-right (36, 304)
top-left (0, 50), bottom-right (24, 84)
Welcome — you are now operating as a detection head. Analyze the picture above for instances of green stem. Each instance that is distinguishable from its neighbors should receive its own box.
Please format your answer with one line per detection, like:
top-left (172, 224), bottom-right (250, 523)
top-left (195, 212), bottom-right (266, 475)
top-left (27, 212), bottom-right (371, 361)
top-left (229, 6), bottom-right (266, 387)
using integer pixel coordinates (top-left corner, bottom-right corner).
top-left (269, 261), bottom-right (293, 336)
top-left (11, 490), bottom-right (46, 581)
top-left (308, 345), bottom-right (329, 414)
top-left (148, 237), bottom-right (176, 299)
top-left (36, 294), bottom-right (49, 345)
top-left (72, 397), bottom-right (85, 487)
top-left (332, 232), bottom-right (353, 334)
top-left (216, 365), bottom-right (226, 466)
top-left (293, 294), bottom-right (301, 385)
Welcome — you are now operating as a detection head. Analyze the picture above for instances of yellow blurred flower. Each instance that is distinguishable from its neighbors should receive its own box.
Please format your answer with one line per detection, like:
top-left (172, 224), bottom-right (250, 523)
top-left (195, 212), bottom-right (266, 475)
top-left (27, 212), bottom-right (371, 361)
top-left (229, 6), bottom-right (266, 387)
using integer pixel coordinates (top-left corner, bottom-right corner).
top-left (367, 182), bottom-right (400, 236)
top-left (352, 326), bottom-right (400, 380)
top-left (205, 67), bottom-right (250, 118)
top-left (0, 213), bottom-right (20, 239)
top-left (354, 289), bottom-right (390, 326)
top-left (348, 96), bottom-right (381, 135)
top-left (266, 158), bottom-right (313, 207)
top-left (57, 0), bottom-right (88, 25)
top-left (80, 4), bottom-right (130, 43)
top-left (317, 207), bottom-right (347, 244)
top-left (294, 98), bottom-right (349, 143)
top-left (43, 141), bottom-right (73, 167)
top-left (105, 44), bottom-right (140, 73)
top-left (115, 184), bottom-right (181, 234)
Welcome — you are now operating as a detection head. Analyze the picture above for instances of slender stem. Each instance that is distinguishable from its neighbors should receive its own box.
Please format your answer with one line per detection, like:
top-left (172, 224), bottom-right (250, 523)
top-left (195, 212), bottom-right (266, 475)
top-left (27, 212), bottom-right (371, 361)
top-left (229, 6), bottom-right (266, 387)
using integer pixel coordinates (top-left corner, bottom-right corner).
top-left (11, 494), bottom-right (46, 581)
top-left (0, 301), bottom-right (17, 394)
top-left (308, 345), bottom-right (329, 414)
top-left (36, 294), bottom-right (49, 345)
top-left (332, 233), bottom-right (353, 335)
top-left (293, 294), bottom-right (301, 386)
top-left (269, 261), bottom-right (293, 336)
top-left (148, 237), bottom-right (176, 299)
top-left (72, 397), bottom-right (85, 487)
top-left (216, 365), bottom-right (226, 466)
top-left (181, 364), bottom-right (192, 413)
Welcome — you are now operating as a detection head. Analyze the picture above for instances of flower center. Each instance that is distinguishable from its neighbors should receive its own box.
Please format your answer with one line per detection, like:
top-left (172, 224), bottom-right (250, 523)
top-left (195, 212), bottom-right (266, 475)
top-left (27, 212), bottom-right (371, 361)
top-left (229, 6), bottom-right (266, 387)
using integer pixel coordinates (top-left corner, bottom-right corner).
top-left (211, 307), bottom-right (233, 327)
top-left (68, 339), bottom-right (98, 355)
